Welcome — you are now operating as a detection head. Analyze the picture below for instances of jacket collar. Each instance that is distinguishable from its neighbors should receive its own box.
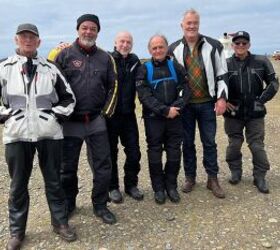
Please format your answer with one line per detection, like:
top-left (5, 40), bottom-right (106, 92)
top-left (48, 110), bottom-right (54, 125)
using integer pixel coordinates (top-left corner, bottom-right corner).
top-left (151, 56), bottom-right (170, 66)
top-left (182, 34), bottom-right (204, 47)
top-left (15, 50), bottom-right (39, 65)
top-left (233, 51), bottom-right (251, 61)
top-left (112, 48), bottom-right (133, 60)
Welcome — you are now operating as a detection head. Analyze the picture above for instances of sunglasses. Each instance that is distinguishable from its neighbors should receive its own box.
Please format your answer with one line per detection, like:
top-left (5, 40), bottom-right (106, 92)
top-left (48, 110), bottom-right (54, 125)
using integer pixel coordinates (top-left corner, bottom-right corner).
top-left (234, 41), bottom-right (248, 46)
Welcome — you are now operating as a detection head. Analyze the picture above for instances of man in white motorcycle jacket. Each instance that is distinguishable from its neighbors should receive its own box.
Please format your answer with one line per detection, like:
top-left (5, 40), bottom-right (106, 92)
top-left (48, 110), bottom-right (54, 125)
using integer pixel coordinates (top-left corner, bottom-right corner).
top-left (0, 23), bottom-right (77, 250)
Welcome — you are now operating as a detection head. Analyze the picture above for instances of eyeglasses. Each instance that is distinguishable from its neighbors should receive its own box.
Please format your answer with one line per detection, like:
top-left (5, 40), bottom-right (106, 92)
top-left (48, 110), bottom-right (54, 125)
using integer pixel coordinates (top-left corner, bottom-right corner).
top-left (234, 41), bottom-right (248, 46)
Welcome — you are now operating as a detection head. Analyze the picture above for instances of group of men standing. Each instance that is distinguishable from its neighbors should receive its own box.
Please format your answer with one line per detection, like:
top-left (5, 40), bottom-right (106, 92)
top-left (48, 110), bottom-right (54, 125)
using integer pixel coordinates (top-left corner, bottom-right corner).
top-left (0, 8), bottom-right (278, 250)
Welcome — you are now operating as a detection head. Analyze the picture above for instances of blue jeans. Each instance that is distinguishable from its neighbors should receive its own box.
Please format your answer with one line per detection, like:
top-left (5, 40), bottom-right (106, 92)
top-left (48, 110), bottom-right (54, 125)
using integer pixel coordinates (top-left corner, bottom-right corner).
top-left (182, 101), bottom-right (218, 179)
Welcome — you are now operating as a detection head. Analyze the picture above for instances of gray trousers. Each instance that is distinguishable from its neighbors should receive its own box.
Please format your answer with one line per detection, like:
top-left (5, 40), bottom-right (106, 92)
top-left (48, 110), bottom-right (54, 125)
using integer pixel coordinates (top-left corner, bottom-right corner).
top-left (224, 117), bottom-right (270, 177)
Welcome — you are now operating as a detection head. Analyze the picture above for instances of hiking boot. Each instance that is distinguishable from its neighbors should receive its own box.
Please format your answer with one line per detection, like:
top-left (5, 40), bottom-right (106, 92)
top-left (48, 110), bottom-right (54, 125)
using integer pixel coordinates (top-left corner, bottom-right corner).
top-left (182, 177), bottom-right (196, 193)
top-left (6, 236), bottom-right (23, 250)
top-left (207, 177), bottom-right (225, 198)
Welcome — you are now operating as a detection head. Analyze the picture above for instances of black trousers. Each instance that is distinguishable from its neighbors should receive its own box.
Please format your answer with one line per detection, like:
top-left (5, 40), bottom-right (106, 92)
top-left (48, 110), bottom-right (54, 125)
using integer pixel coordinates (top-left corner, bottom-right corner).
top-left (224, 117), bottom-right (270, 177)
top-left (61, 131), bottom-right (112, 210)
top-left (144, 117), bottom-right (182, 192)
top-left (107, 113), bottom-right (141, 191)
top-left (5, 140), bottom-right (68, 238)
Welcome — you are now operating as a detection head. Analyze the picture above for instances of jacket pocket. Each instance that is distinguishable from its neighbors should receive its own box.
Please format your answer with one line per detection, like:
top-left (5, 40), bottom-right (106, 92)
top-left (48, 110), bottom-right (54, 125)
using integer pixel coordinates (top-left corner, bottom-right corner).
top-left (4, 110), bottom-right (27, 139)
top-left (37, 110), bottom-right (62, 138)
top-left (249, 100), bottom-right (266, 118)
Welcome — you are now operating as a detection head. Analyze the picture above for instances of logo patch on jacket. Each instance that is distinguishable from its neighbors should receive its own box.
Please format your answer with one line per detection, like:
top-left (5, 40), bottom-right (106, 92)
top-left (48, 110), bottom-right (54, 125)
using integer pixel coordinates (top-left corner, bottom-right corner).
top-left (72, 60), bottom-right (83, 68)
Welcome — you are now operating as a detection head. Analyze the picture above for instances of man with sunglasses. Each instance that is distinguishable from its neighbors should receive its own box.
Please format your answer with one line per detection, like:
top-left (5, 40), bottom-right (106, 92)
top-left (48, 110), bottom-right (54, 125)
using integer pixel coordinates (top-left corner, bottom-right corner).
top-left (224, 31), bottom-right (279, 193)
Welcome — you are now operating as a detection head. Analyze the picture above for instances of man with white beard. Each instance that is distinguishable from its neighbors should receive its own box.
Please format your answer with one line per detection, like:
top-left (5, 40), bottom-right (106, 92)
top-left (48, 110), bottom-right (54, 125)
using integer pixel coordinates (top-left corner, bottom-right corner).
top-left (54, 14), bottom-right (118, 224)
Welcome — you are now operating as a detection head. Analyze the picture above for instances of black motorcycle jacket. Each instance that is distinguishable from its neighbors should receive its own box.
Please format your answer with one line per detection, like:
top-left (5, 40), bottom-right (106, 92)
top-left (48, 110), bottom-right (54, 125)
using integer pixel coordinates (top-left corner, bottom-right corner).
top-left (224, 53), bottom-right (279, 119)
top-left (110, 49), bottom-right (140, 114)
top-left (136, 57), bottom-right (190, 118)
top-left (55, 40), bottom-right (118, 118)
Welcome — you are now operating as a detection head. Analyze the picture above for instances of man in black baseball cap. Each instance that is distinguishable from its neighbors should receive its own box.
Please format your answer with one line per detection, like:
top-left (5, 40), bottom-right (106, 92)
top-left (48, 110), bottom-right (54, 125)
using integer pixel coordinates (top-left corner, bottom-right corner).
top-left (224, 30), bottom-right (279, 193)
top-left (16, 23), bottom-right (39, 37)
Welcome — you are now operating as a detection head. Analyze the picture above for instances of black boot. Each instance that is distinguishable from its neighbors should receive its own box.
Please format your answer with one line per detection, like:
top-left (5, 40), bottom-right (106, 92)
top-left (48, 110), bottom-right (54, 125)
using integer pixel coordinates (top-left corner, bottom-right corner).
top-left (109, 189), bottom-right (123, 204)
top-left (166, 189), bottom-right (180, 203)
top-left (93, 206), bottom-right (117, 224)
top-left (154, 191), bottom-right (166, 204)
top-left (53, 224), bottom-right (77, 242)
top-left (229, 170), bottom-right (242, 185)
top-left (253, 176), bottom-right (269, 194)
top-left (125, 186), bottom-right (144, 201)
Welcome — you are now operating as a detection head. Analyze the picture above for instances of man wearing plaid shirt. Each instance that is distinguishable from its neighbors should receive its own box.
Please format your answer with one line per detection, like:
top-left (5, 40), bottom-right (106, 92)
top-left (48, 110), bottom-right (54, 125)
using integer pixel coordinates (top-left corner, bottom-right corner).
top-left (169, 8), bottom-right (228, 198)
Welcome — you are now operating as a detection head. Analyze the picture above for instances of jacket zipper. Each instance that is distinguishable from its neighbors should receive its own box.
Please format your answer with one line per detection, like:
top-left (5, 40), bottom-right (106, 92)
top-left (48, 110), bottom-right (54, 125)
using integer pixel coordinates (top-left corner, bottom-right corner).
top-left (34, 72), bottom-right (38, 94)
top-left (21, 71), bottom-right (27, 94)
top-left (239, 68), bottom-right (243, 94)
top-left (247, 67), bottom-right (251, 93)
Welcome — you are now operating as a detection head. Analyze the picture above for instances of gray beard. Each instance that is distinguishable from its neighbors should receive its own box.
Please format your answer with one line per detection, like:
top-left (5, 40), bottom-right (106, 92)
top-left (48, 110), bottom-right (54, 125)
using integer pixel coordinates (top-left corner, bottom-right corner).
top-left (79, 38), bottom-right (95, 47)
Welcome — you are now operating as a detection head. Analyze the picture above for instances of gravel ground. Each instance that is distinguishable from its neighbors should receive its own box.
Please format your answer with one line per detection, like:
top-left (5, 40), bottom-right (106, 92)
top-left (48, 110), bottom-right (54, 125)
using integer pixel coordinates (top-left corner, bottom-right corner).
top-left (0, 60), bottom-right (279, 250)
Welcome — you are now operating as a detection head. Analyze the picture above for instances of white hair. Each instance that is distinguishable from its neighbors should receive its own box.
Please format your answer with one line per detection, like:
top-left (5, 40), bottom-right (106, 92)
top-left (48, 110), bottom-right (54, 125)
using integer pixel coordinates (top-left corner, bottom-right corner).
top-left (182, 8), bottom-right (200, 22)
top-left (148, 33), bottom-right (168, 49)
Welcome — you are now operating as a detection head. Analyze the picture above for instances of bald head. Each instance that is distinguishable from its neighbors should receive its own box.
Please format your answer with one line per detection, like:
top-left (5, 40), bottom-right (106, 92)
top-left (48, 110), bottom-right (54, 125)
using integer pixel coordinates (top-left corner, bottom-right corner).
top-left (148, 34), bottom-right (168, 62)
top-left (114, 31), bottom-right (133, 57)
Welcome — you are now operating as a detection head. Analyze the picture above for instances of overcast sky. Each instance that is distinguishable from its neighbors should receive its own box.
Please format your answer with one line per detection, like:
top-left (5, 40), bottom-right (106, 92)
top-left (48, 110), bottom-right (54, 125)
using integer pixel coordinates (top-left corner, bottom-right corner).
top-left (1, 0), bottom-right (279, 59)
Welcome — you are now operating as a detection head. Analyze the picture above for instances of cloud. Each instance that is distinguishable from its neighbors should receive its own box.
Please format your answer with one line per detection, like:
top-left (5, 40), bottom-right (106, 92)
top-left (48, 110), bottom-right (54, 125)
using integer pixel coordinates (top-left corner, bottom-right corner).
top-left (0, 0), bottom-right (279, 58)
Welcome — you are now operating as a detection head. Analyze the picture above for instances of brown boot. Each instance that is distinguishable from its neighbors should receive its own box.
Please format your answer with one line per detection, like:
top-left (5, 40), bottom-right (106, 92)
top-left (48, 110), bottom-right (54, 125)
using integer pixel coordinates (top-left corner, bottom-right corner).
top-left (207, 177), bottom-right (225, 198)
top-left (182, 177), bottom-right (196, 193)
top-left (6, 236), bottom-right (23, 250)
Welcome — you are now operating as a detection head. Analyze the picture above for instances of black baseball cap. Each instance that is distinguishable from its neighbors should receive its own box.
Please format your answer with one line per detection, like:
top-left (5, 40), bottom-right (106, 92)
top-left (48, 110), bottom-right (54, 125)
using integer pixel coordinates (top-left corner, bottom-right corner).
top-left (232, 31), bottom-right (250, 42)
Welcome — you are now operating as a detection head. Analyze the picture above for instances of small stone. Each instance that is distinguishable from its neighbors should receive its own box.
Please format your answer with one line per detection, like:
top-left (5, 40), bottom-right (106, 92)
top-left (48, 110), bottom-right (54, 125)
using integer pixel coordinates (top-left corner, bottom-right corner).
top-left (261, 242), bottom-right (272, 248)
top-left (165, 242), bottom-right (172, 250)
top-left (268, 218), bottom-right (278, 223)
top-left (165, 214), bottom-right (175, 221)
